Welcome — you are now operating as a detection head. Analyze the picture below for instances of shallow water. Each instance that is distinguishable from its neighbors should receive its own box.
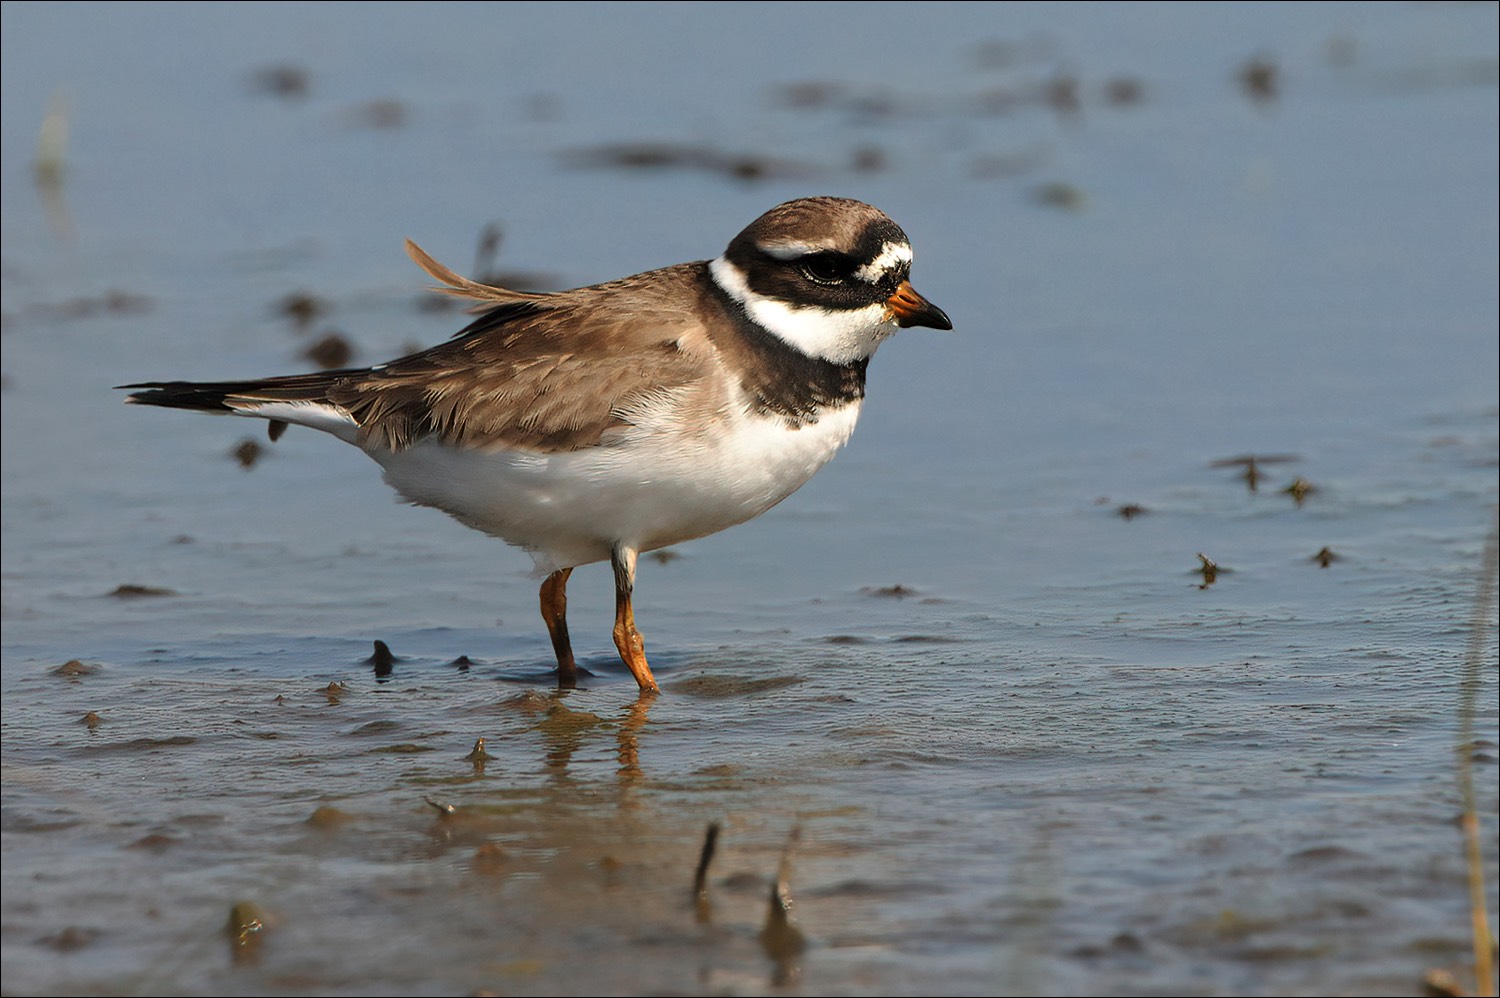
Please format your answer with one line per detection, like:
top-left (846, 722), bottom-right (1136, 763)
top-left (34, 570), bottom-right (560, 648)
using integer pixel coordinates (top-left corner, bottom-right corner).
top-left (3, 3), bottom-right (1497, 995)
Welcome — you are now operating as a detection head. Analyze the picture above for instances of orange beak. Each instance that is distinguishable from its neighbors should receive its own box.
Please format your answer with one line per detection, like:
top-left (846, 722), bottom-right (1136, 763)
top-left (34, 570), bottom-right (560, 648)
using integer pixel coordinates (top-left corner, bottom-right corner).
top-left (886, 281), bottom-right (952, 330)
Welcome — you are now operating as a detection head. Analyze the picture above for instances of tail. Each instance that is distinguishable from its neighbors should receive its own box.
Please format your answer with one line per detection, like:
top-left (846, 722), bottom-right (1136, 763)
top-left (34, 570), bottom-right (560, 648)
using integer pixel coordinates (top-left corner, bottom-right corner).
top-left (118, 373), bottom-right (362, 444)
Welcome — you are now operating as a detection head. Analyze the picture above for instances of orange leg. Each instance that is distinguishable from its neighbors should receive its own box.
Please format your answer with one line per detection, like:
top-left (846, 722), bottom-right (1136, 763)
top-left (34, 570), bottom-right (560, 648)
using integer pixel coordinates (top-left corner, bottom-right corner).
top-left (539, 567), bottom-right (577, 687)
top-left (611, 545), bottom-right (659, 693)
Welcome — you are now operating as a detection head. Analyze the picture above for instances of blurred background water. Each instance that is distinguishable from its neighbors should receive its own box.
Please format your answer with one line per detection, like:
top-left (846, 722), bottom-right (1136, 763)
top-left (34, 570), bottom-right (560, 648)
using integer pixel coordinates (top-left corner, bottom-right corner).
top-left (3, 3), bottom-right (1496, 995)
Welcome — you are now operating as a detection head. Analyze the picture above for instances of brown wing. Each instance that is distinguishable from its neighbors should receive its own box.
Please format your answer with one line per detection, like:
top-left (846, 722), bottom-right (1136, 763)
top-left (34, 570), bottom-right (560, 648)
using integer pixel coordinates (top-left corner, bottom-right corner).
top-left (330, 254), bottom-right (721, 453)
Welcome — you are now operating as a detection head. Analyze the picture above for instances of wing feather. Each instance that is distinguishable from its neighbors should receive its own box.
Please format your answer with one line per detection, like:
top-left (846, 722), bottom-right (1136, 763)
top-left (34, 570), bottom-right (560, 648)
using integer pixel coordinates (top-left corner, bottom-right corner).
top-left (403, 239), bottom-right (552, 307)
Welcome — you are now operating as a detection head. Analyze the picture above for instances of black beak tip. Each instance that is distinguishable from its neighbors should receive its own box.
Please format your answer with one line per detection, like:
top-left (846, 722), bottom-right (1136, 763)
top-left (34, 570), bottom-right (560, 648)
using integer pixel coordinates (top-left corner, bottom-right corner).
top-left (900, 303), bottom-right (952, 331)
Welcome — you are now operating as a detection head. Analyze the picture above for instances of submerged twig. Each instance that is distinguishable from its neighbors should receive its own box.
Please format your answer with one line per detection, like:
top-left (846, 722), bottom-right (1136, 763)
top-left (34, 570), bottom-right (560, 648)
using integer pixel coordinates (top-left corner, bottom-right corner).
top-left (465, 737), bottom-right (493, 773)
top-left (693, 821), bottom-right (720, 896)
top-left (1195, 553), bottom-right (1220, 589)
top-left (693, 821), bottom-right (720, 923)
top-left (225, 900), bottom-right (269, 964)
top-left (1455, 508), bottom-right (1498, 997)
top-left (761, 825), bottom-right (806, 985)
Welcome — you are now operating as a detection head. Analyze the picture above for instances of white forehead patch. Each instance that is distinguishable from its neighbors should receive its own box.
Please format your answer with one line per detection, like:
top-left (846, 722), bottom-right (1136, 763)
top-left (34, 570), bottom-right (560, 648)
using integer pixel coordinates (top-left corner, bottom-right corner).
top-left (855, 241), bottom-right (912, 284)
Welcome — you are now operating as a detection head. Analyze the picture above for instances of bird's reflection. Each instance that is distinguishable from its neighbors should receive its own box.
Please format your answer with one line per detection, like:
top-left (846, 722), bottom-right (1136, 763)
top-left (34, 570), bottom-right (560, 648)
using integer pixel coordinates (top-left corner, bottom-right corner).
top-left (616, 692), bottom-right (652, 783)
top-left (532, 687), bottom-right (655, 786)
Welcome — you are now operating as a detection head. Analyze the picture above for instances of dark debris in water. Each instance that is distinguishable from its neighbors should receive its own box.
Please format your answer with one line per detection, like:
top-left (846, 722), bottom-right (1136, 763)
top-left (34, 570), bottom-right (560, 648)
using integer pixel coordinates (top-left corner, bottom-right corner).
top-left (861, 584), bottom-right (918, 599)
top-left (247, 63), bottom-right (311, 100)
top-left (1044, 74), bottom-right (1081, 115)
top-left (231, 438), bottom-right (264, 469)
top-left (1068, 932), bottom-right (1149, 959)
top-left (1104, 76), bottom-right (1147, 106)
top-left (1210, 453), bottom-right (1301, 492)
top-left (1194, 553), bottom-right (1223, 588)
top-left (108, 583), bottom-right (177, 598)
top-left (1032, 181), bottom-right (1088, 211)
top-left (366, 639), bottom-right (397, 678)
top-left (1116, 503), bottom-right (1149, 520)
top-left (1311, 546), bottom-right (1341, 568)
top-left (768, 80), bottom-right (848, 109)
top-left (51, 659), bottom-right (100, 677)
top-left (275, 291), bottom-right (327, 330)
top-left (1239, 54), bottom-right (1280, 104)
top-left (35, 926), bottom-right (101, 953)
top-left (765, 80), bottom-right (909, 121)
top-left (971, 68), bottom-right (1147, 119)
top-left (1283, 476), bottom-right (1317, 506)
top-left (850, 145), bottom-right (886, 173)
top-left (560, 142), bottom-right (813, 184)
top-left (302, 332), bottom-right (353, 370)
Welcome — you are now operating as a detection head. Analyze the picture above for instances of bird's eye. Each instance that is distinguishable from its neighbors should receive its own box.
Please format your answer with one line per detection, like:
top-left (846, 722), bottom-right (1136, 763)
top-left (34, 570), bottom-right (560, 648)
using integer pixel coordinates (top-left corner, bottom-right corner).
top-left (800, 253), bottom-right (855, 285)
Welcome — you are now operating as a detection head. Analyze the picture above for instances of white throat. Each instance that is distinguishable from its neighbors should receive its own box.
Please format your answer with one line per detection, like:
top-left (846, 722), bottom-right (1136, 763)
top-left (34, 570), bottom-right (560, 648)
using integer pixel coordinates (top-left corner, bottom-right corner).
top-left (709, 256), bottom-right (896, 365)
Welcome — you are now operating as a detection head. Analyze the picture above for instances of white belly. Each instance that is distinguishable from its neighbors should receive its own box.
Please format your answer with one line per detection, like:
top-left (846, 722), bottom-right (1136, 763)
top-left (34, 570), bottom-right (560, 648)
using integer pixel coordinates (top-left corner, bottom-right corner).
top-left (370, 401), bottom-right (862, 573)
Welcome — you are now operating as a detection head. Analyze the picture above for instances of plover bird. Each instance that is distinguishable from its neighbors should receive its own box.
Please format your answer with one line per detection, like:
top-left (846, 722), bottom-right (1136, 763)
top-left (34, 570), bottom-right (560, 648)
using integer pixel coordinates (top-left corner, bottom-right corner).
top-left (120, 197), bottom-right (951, 693)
